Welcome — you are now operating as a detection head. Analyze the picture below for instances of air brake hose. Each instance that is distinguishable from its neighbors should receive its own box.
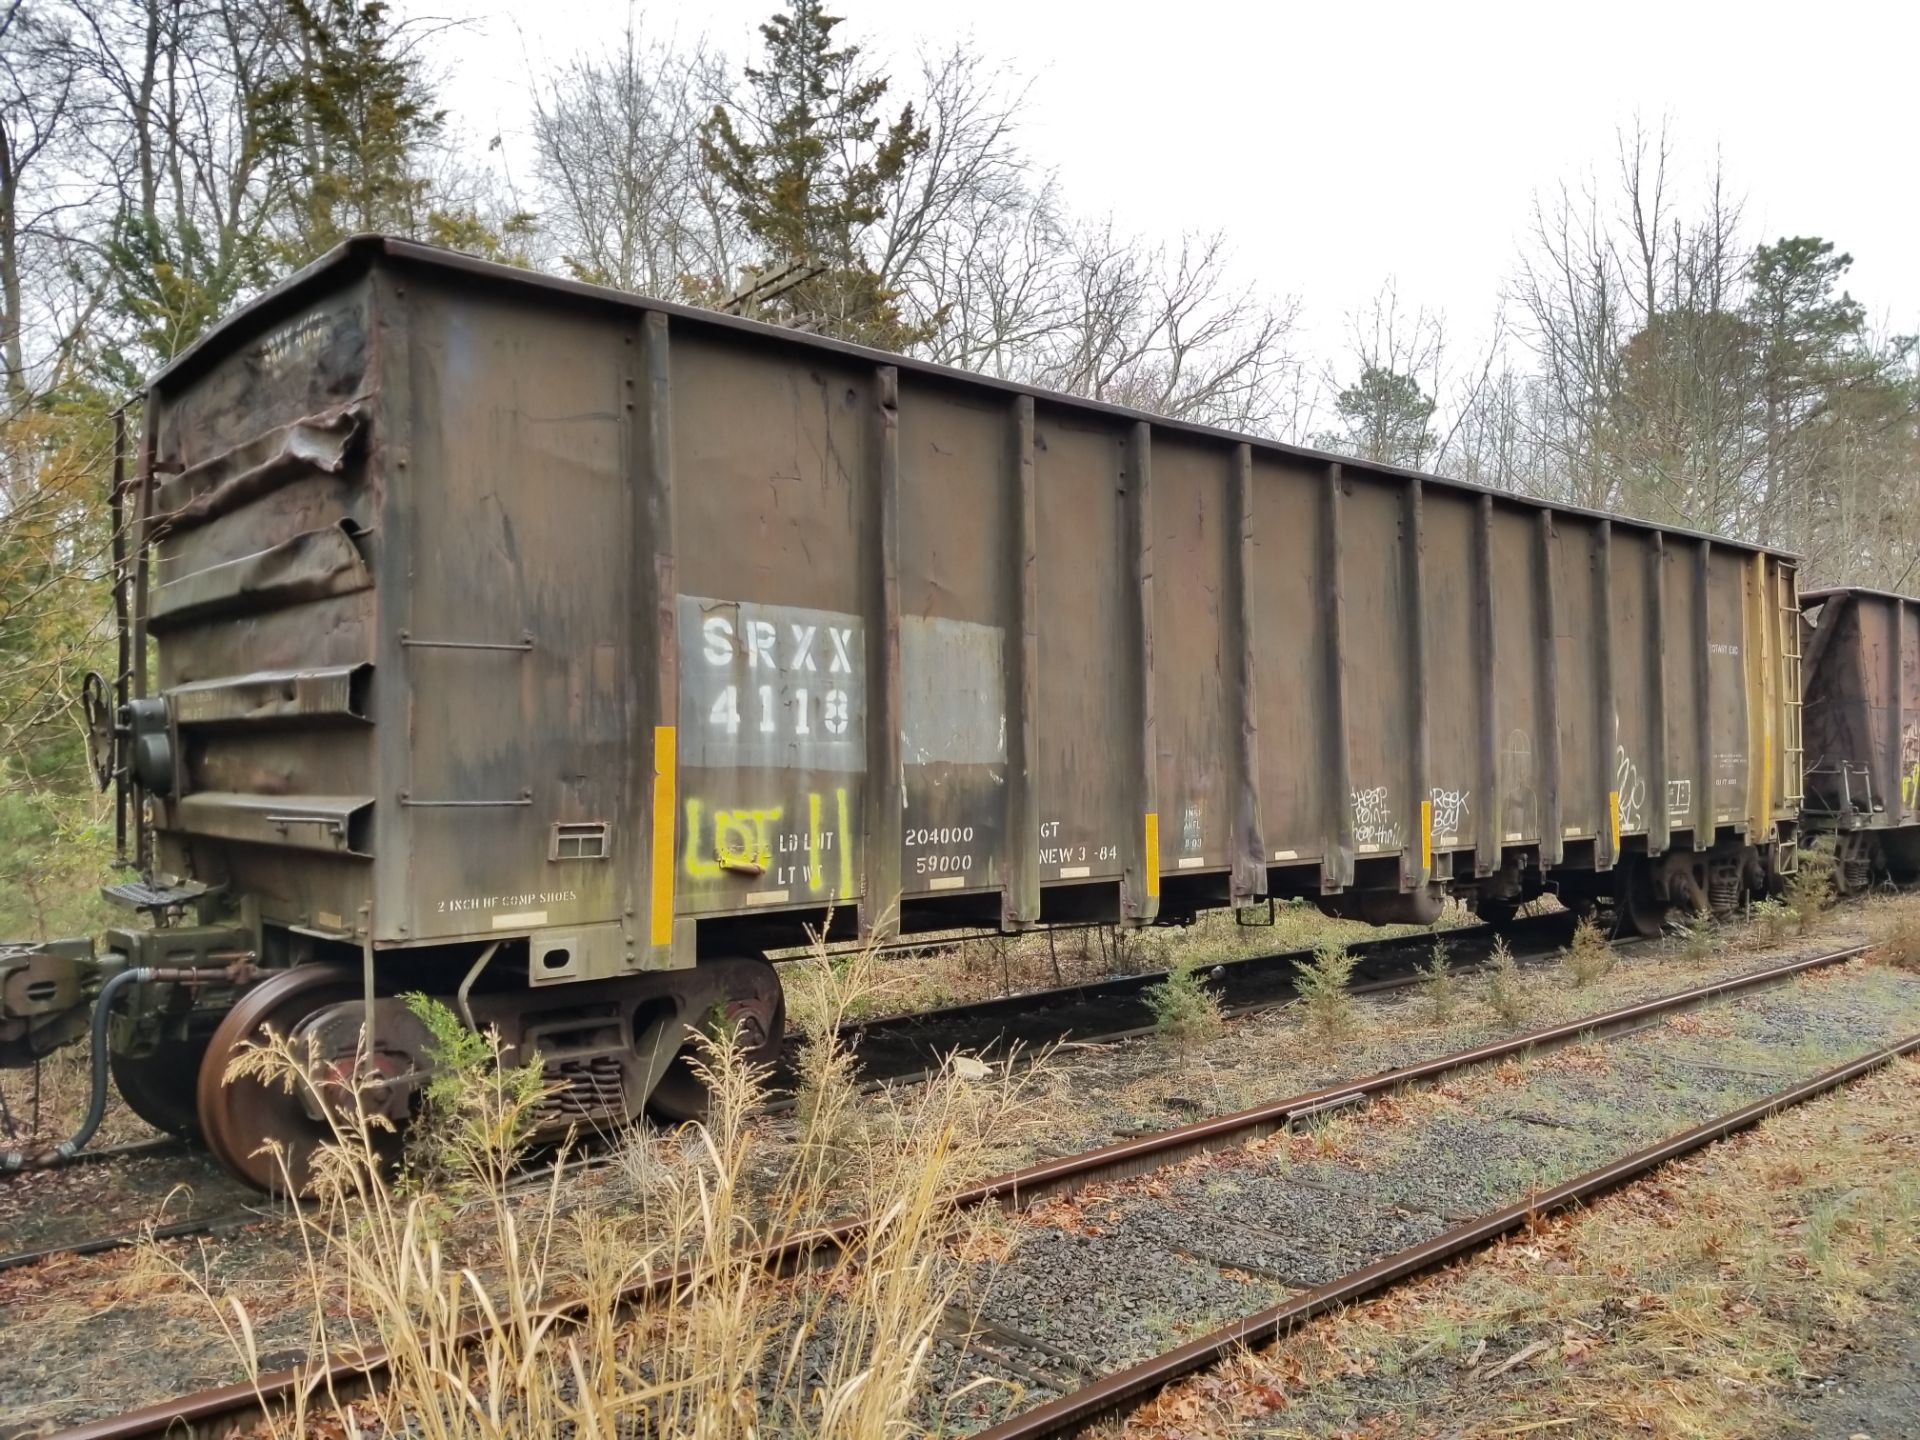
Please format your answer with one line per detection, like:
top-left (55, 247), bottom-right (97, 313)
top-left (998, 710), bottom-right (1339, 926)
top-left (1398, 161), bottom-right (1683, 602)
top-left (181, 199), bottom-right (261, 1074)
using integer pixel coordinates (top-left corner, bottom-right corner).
top-left (3, 966), bottom-right (168, 1170)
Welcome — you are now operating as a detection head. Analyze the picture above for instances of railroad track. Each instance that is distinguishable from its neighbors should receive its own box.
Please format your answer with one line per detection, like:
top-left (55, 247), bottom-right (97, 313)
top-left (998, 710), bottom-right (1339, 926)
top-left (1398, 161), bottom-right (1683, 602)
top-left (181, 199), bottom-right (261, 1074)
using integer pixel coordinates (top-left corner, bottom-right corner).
top-left (44, 937), bottom-right (1896, 1440)
top-left (966, 1025), bottom-right (1919, 1437)
top-left (0, 914), bottom-right (1568, 1278)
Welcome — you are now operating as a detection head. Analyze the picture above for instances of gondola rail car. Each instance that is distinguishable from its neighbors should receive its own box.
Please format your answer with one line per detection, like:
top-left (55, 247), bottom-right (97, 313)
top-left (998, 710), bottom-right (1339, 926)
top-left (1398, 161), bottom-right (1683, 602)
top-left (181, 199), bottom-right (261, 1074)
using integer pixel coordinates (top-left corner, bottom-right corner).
top-left (0, 236), bottom-right (1803, 1188)
top-left (1799, 585), bottom-right (1920, 890)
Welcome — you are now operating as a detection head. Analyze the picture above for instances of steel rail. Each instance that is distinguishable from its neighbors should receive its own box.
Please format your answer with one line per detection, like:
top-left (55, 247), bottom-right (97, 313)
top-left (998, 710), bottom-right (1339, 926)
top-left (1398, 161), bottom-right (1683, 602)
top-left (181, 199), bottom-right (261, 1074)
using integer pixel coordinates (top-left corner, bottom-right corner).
top-left (945, 940), bottom-right (1868, 1208)
top-left (47, 939), bottom-right (1872, 1440)
top-left (972, 1026), bottom-right (1920, 1439)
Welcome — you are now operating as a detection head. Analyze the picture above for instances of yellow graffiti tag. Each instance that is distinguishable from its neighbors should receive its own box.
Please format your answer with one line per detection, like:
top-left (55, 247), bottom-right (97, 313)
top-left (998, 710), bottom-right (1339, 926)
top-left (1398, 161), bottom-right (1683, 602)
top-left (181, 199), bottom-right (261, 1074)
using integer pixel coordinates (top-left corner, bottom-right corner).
top-left (837, 787), bottom-right (852, 897)
top-left (681, 787), bottom-right (855, 897)
top-left (809, 791), bottom-right (823, 892)
top-left (682, 798), bottom-right (783, 877)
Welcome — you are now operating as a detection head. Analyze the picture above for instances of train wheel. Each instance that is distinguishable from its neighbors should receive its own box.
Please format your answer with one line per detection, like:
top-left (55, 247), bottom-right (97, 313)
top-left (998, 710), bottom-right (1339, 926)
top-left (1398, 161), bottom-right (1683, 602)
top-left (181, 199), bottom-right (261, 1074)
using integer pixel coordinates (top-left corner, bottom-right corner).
top-left (111, 1020), bottom-right (217, 1139)
top-left (646, 958), bottom-right (786, 1123)
top-left (1615, 858), bottom-right (1671, 939)
top-left (196, 964), bottom-right (366, 1194)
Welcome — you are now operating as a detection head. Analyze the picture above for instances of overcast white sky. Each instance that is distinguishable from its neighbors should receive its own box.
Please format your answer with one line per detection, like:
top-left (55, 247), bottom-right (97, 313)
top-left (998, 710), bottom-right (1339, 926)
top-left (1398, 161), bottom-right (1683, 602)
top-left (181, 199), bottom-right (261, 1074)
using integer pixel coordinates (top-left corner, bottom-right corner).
top-left (415, 0), bottom-right (1920, 376)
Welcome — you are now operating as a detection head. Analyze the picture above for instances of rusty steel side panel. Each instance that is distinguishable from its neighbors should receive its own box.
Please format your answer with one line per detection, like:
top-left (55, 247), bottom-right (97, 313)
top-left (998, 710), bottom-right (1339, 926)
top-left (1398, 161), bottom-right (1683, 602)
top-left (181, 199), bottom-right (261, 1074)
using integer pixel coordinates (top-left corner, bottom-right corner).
top-left (377, 278), bottom-right (631, 948)
top-left (1340, 476), bottom-right (1416, 861)
top-left (1802, 589), bottom-right (1920, 828)
top-left (1611, 529), bottom-right (1654, 838)
top-left (1488, 507), bottom-right (1543, 849)
top-left (1422, 489), bottom-right (1477, 857)
top-left (1149, 438), bottom-right (1233, 880)
top-left (1664, 541), bottom-right (1706, 841)
top-left (1550, 518), bottom-right (1601, 843)
top-left (148, 276), bottom-right (380, 936)
top-left (1801, 592), bottom-right (1865, 815)
top-left (894, 381), bottom-right (1015, 899)
top-left (1030, 411), bottom-right (1130, 892)
top-left (1247, 454), bottom-right (1330, 872)
top-left (667, 329), bottom-right (873, 921)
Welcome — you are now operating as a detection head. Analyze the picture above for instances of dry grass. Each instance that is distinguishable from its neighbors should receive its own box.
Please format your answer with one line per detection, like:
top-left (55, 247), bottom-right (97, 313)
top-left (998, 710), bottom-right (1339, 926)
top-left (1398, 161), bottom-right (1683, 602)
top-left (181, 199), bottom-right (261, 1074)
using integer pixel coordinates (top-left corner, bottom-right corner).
top-left (1874, 905), bottom-right (1920, 973)
top-left (0, 1039), bottom-right (155, 1150)
top-left (154, 935), bottom-right (1050, 1439)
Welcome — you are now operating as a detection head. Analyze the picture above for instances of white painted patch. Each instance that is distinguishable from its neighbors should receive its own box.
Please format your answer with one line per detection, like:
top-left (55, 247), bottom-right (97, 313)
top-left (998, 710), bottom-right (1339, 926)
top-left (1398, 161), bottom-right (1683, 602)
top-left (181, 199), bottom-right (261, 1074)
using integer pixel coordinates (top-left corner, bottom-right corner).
top-left (1503, 832), bottom-right (1523, 842)
top-left (900, 615), bottom-right (1007, 766)
top-left (1563, 826), bottom-right (1583, 838)
top-left (1176, 856), bottom-right (1206, 870)
top-left (492, 910), bottom-right (548, 929)
top-left (928, 876), bottom-right (967, 891)
top-left (743, 889), bottom-right (791, 907)
top-left (1356, 843), bottom-right (1384, 854)
top-left (1272, 848), bottom-right (1298, 861)
top-left (1058, 864), bottom-right (1091, 878)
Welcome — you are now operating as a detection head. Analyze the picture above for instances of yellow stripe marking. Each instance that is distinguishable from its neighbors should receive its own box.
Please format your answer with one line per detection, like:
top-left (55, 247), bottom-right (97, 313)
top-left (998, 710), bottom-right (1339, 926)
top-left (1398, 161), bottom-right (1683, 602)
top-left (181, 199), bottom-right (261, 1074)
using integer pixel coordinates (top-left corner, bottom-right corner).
top-left (836, 786), bottom-right (853, 898)
top-left (1609, 789), bottom-right (1621, 851)
top-left (1143, 813), bottom-right (1160, 898)
top-left (807, 792), bottom-right (823, 894)
top-left (1420, 799), bottom-right (1433, 873)
top-left (649, 726), bottom-right (676, 946)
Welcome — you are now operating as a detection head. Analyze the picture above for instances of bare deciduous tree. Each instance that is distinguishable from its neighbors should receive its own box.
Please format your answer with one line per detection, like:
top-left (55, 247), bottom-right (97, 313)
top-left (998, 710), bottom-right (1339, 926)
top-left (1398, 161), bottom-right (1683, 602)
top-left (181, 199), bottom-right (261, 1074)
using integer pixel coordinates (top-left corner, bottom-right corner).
top-left (531, 19), bottom-right (739, 297)
top-left (1017, 222), bottom-right (1304, 433)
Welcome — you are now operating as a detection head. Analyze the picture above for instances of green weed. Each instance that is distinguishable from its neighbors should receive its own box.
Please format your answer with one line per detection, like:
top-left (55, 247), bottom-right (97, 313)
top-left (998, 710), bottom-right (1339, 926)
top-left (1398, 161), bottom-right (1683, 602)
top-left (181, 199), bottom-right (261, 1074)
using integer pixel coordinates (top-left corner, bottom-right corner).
top-left (1562, 918), bottom-right (1614, 988)
top-left (1749, 897), bottom-right (1794, 945)
top-left (1484, 936), bottom-right (1530, 1025)
top-left (1418, 939), bottom-right (1457, 1025)
top-left (1294, 941), bottom-right (1360, 1042)
top-left (1144, 956), bottom-right (1227, 1045)
top-left (1788, 840), bottom-right (1838, 932)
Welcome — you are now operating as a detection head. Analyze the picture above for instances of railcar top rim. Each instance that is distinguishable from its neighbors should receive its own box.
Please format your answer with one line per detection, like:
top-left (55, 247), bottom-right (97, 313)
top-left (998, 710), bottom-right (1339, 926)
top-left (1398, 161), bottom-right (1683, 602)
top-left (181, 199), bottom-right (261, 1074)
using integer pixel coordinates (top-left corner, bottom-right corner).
top-left (142, 231), bottom-right (1798, 563)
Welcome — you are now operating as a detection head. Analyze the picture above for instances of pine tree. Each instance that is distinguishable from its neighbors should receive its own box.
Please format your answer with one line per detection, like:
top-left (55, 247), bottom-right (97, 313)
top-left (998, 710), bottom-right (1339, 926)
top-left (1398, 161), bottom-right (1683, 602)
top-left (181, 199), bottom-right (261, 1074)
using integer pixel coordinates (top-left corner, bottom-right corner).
top-left (699, 0), bottom-right (928, 348)
top-left (1746, 237), bottom-right (1868, 542)
top-left (1331, 364), bottom-right (1437, 467)
top-left (253, 0), bottom-right (443, 261)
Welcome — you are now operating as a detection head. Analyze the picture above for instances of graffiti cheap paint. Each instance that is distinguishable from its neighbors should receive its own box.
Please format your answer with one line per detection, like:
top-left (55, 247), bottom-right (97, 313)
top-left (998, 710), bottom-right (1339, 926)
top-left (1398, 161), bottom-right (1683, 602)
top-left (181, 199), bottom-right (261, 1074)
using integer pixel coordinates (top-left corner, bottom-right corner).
top-left (1352, 786), bottom-right (1400, 851)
